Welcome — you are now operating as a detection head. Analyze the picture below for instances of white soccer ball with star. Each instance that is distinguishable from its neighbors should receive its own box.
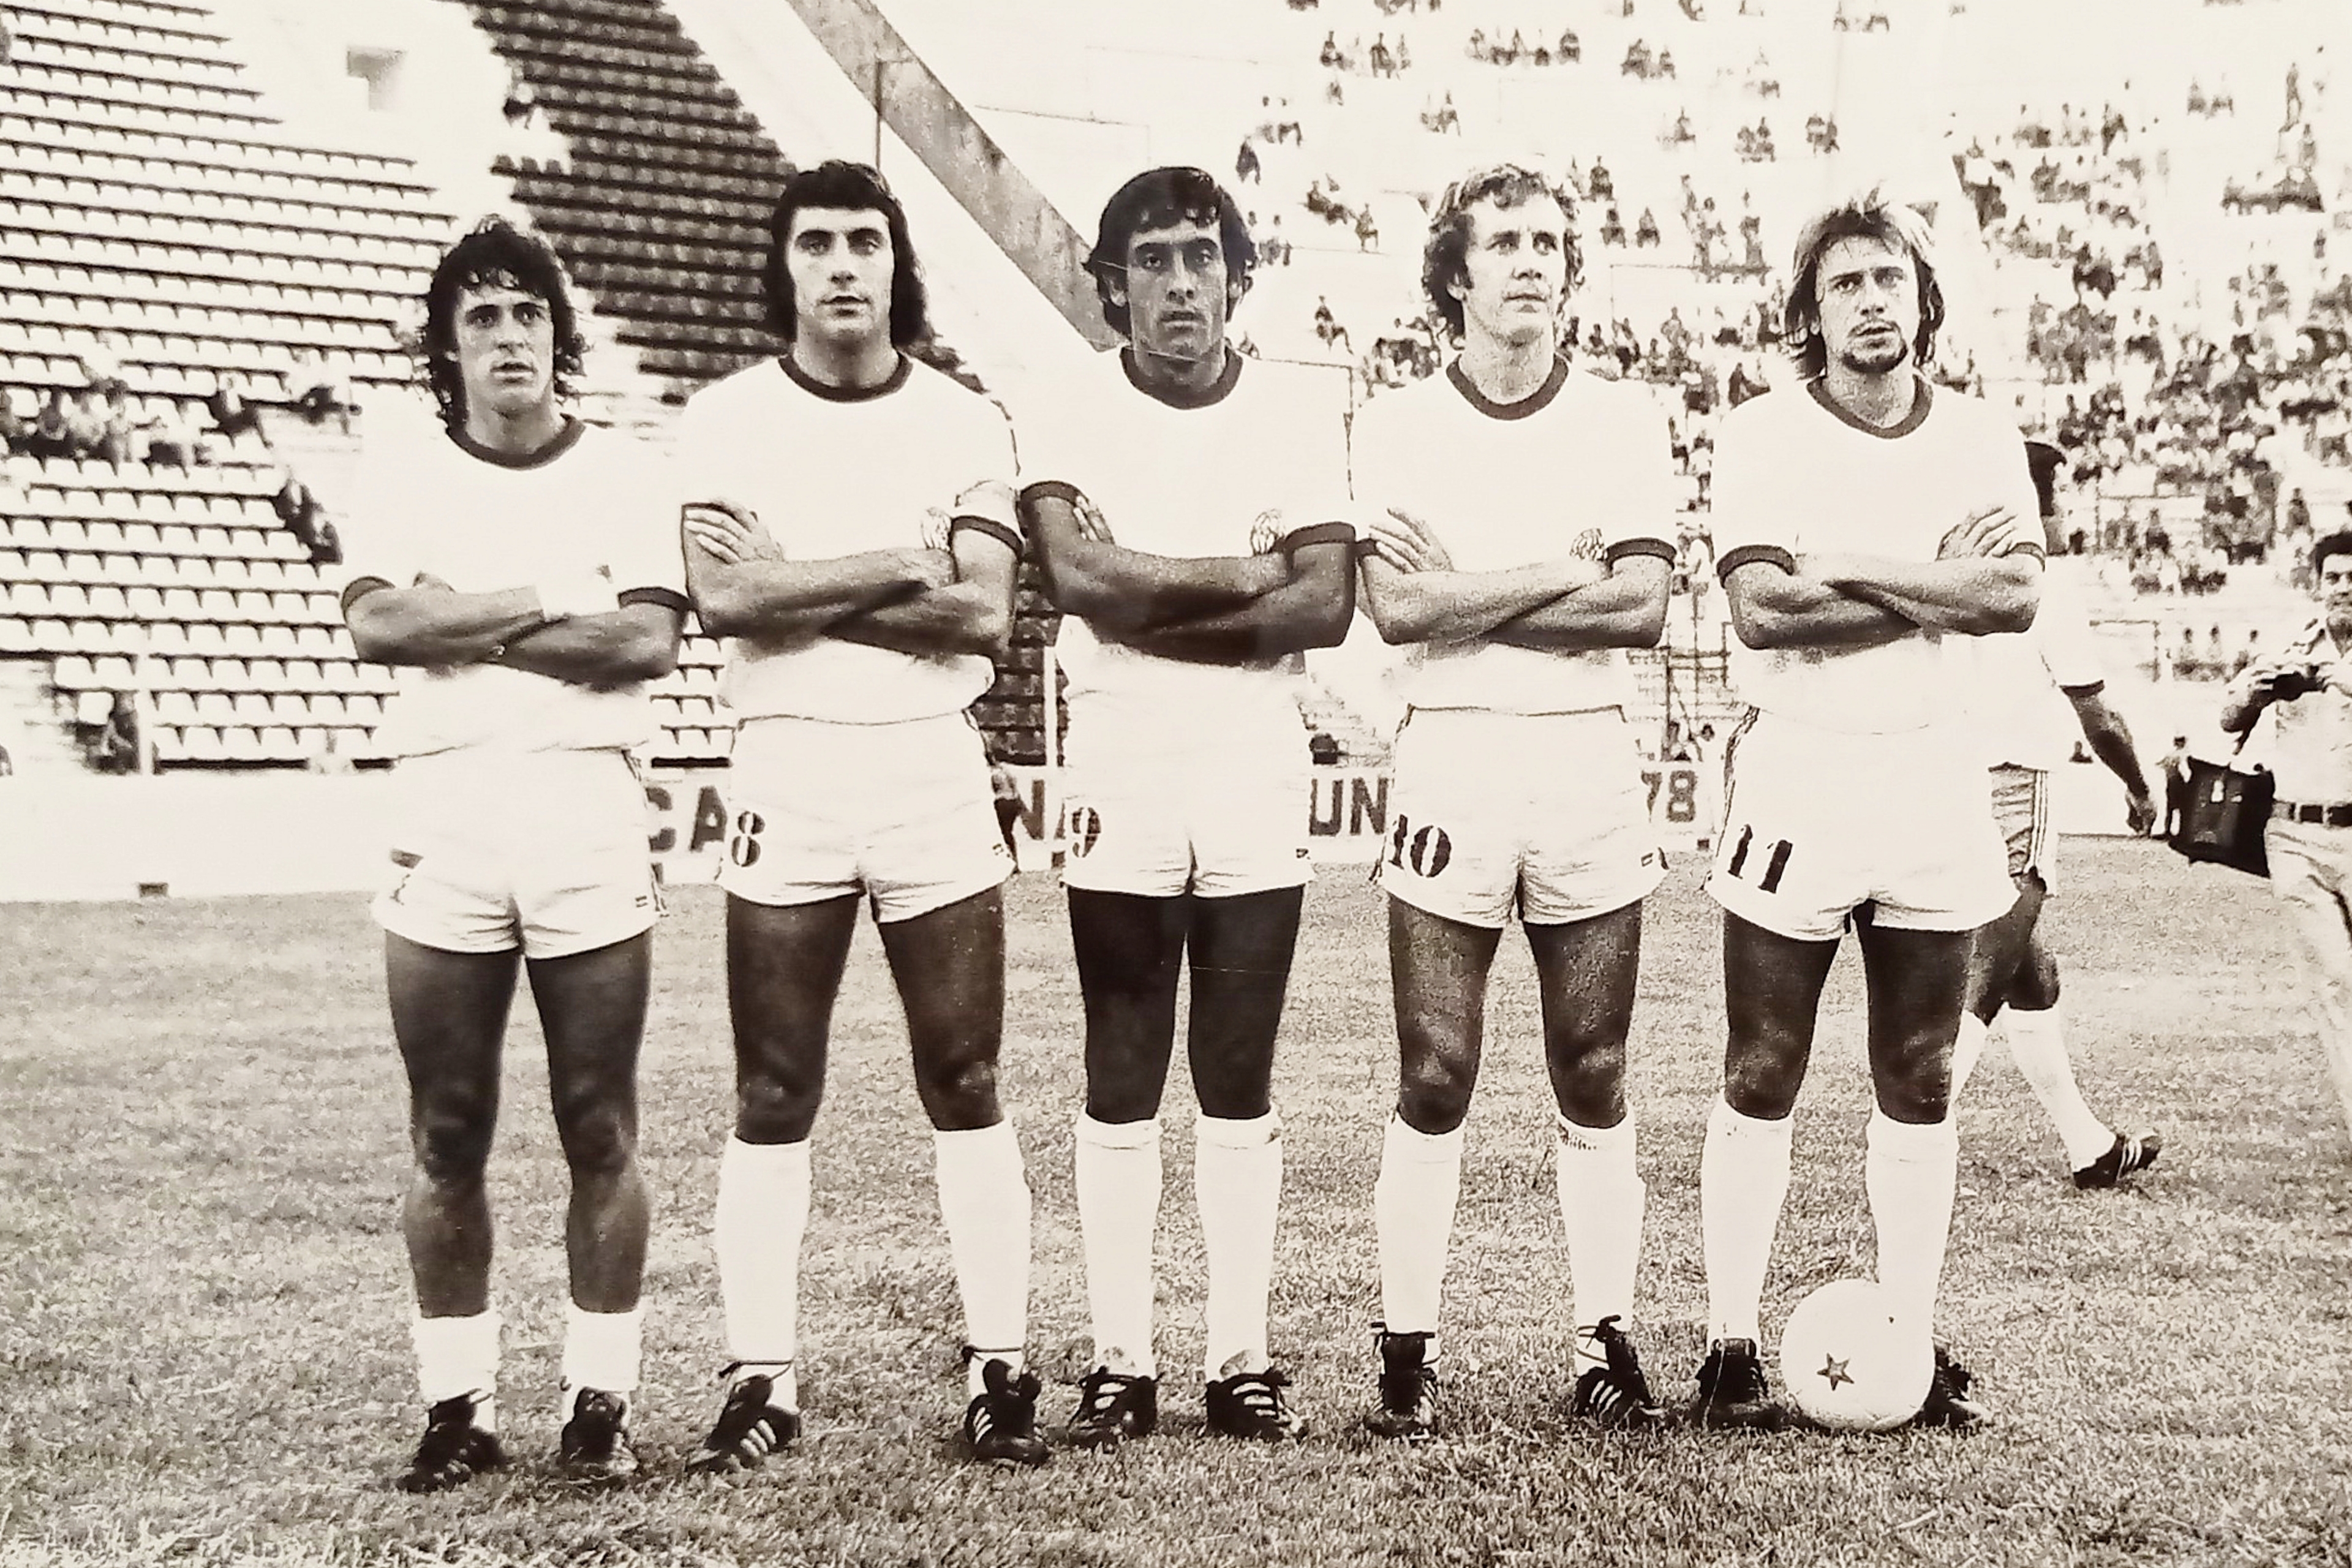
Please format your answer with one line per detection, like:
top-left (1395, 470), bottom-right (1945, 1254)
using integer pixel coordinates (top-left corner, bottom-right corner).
top-left (1778, 1280), bottom-right (1932, 1432)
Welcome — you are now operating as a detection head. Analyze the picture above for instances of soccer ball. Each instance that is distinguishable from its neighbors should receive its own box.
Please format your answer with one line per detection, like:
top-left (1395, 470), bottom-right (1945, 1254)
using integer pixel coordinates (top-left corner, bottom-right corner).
top-left (1777, 1280), bottom-right (1932, 1433)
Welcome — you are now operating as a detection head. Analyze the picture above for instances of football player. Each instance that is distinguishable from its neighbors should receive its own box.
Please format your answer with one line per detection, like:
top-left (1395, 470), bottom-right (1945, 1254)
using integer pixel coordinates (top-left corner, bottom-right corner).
top-left (1952, 440), bottom-right (2160, 1189)
top-left (1349, 165), bottom-right (1676, 1438)
top-left (1695, 189), bottom-right (2040, 1431)
top-left (676, 162), bottom-right (1043, 1471)
top-left (1020, 167), bottom-right (1355, 1447)
top-left (340, 218), bottom-right (687, 1490)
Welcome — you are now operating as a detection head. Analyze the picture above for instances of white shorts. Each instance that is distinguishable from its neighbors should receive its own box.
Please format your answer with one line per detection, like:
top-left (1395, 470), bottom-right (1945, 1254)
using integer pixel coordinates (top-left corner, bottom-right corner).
top-left (375, 748), bottom-right (659, 960)
top-left (1990, 764), bottom-right (2054, 889)
top-left (1060, 704), bottom-right (1312, 898)
top-left (720, 713), bottom-right (1011, 924)
top-left (1379, 707), bottom-right (1664, 928)
top-left (1706, 710), bottom-right (2014, 942)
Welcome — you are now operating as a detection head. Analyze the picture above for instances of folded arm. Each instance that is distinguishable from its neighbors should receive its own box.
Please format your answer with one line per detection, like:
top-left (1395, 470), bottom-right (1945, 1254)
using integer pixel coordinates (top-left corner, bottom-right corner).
top-left (1804, 550), bottom-right (2041, 635)
top-left (827, 521), bottom-right (1020, 660)
top-left (1488, 549), bottom-right (1674, 652)
top-left (684, 502), bottom-right (948, 644)
top-left (1021, 483), bottom-right (1286, 632)
top-left (1107, 537), bottom-right (1357, 663)
top-left (497, 598), bottom-right (687, 687)
top-left (1721, 550), bottom-right (1918, 650)
top-left (342, 578), bottom-right (553, 668)
top-left (1355, 505), bottom-right (1601, 645)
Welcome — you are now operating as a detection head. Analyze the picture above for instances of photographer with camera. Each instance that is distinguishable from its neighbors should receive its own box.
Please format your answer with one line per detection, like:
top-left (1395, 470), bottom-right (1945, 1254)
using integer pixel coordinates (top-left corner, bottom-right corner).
top-left (2221, 529), bottom-right (2352, 1145)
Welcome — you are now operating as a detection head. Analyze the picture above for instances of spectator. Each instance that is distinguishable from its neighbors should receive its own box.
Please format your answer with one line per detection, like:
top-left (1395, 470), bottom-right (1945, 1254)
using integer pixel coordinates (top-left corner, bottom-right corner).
top-left (1314, 296), bottom-right (1351, 353)
top-left (206, 374), bottom-right (263, 442)
top-left (2157, 734), bottom-right (2191, 838)
top-left (23, 390), bottom-right (74, 462)
top-left (1355, 205), bottom-right (1380, 252)
top-left (1236, 139), bottom-right (1261, 185)
top-left (288, 349), bottom-right (354, 434)
top-left (93, 693), bottom-right (138, 775)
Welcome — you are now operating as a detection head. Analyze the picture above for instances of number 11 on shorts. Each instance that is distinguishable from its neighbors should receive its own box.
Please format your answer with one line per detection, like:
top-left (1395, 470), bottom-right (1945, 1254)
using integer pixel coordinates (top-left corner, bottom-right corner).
top-left (1722, 825), bottom-right (1792, 894)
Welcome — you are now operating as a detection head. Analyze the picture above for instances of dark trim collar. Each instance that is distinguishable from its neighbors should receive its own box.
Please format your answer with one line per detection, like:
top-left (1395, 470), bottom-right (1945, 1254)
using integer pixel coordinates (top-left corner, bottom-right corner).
top-left (781, 350), bottom-right (911, 402)
top-left (448, 417), bottom-right (585, 470)
top-left (1807, 374), bottom-right (1933, 439)
top-left (1120, 345), bottom-right (1244, 409)
top-left (1446, 354), bottom-right (1571, 421)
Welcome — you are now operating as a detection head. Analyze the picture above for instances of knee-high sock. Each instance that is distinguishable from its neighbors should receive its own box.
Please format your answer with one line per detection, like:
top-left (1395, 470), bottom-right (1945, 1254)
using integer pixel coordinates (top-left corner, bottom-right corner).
top-left (560, 1303), bottom-right (643, 1420)
top-left (1950, 1011), bottom-right (1991, 1101)
top-left (715, 1136), bottom-right (809, 1411)
top-left (935, 1120), bottom-right (1032, 1398)
top-left (2004, 1004), bottom-right (2114, 1168)
top-left (1374, 1114), bottom-right (1464, 1344)
top-left (1556, 1112), bottom-right (1645, 1368)
top-left (412, 1307), bottom-right (500, 1431)
top-left (1865, 1109), bottom-right (1959, 1344)
top-left (1196, 1111), bottom-right (1283, 1382)
top-left (1075, 1114), bottom-right (1161, 1378)
top-left (1701, 1097), bottom-right (1793, 1346)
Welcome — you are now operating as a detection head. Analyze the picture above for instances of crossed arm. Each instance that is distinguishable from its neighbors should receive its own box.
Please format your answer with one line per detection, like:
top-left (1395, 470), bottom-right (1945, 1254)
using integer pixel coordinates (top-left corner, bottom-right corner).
top-left (1022, 486), bottom-right (1355, 662)
top-left (685, 490), bottom-right (1018, 661)
top-left (343, 576), bottom-right (684, 687)
top-left (1357, 507), bottom-right (1670, 650)
top-left (1722, 506), bottom-right (2041, 651)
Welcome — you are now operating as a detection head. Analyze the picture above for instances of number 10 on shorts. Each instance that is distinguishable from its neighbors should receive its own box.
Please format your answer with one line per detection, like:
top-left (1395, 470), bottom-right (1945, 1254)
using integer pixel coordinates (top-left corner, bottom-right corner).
top-left (1722, 824), bottom-right (1792, 894)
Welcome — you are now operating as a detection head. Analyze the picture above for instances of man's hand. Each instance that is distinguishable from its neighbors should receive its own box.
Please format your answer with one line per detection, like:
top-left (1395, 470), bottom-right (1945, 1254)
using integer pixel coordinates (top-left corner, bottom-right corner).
top-left (1370, 507), bottom-right (1456, 573)
top-left (1938, 505), bottom-right (2028, 560)
top-left (1073, 492), bottom-right (1116, 544)
top-left (684, 500), bottom-right (786, 565)
top-left (2124, 784), bottom-right (2157, 836)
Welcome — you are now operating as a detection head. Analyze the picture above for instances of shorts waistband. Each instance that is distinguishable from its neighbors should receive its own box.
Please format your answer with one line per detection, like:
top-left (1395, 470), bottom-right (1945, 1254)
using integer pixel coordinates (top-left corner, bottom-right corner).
top-left (2274, 799), bottom-right (2352, 827)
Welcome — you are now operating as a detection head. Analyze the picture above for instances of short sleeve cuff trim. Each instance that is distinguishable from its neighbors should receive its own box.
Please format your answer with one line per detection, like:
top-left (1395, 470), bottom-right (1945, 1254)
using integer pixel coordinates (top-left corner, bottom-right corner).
top-left (2001, 540), bottom-right (2048, 562)
top-left (1018, 479), bottom-right (1082, 511)
top-left (1278, 521), bottom-right (1357, 554)
top-left (2056, 679), bottom-right (2106, 698)
top-left (339, 576), bottom-right (394, 613)
top-left (617, 586), bottom-right (692, 614)
top-left (1717, 544), bottom-right (1795, 582)
top-left (951, 516), bottom-right (1024, 558)
top-left (1605, 536), bottom-right (1678, 566)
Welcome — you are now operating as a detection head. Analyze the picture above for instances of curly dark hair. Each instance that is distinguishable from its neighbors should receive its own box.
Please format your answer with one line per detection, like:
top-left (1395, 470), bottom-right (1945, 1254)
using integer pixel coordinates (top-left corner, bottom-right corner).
top-left (418, 217), bottom-right (586, 431)
top-left (1420, 164), bottom-right (1581, 342)
top-left (762, 160), bottom-right (930, 347)
top-left (1084, 167), bottom-right (1256, 338)
top-left (1782, 190), bottom-right (1945, 380)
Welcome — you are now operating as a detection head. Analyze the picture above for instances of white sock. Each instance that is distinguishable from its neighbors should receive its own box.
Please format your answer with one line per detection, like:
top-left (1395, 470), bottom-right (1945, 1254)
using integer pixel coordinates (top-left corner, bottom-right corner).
top-left (1700, 1097), bottom-right (1793, 1346)
top-left (715, 1136), bottom-right (809, 1412)
top-left (412, 1308), bottom-right (499, 1432)
top-left (1864, 1109), bottom-right (1959, 1345)
top-left (933, 1120), bottom-right (1032, 1400)
top-left (1950, 1011), bottom-right (1991, 1101)
top-left (2005, 1004), bottom-right (2115, 1169)
top-left (1374, 1114), bottom-right (1464, 1340)
top-left (1075, 1114), bottom-right (1161, 1378)
top-left (1196, 1110), bottom-right (1283, 1383)
top-left (560, 1303), bottom-right (643, 1420)
top-left (1556, 1112), bottom-right (1645, 1370)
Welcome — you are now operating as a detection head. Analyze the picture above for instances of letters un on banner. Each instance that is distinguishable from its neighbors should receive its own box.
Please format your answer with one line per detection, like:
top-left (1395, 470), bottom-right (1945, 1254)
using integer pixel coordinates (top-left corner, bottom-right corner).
top-left (644, 763), bottom-right (1721, 881)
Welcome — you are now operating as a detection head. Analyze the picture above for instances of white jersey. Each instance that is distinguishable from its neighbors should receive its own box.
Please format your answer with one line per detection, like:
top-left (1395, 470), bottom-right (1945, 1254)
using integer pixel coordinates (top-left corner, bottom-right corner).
top-left (1711, 378), bottom-right (2041, 735)
top-left (1019, 347), bottom-right (1352, 733)
top-left (676, 355), bottom-right (1020, 725)
top-left (1349, 357), bottom-right (1675, 715)
top-left (339, 418), bottom-right (685, 759)
top-left (1971, 555), bottom-right (2106, 771)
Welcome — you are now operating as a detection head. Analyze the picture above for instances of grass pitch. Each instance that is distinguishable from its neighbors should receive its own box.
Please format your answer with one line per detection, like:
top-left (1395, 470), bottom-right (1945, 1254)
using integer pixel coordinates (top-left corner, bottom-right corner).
top-left (3, 840), bottom-right (2350, 1566)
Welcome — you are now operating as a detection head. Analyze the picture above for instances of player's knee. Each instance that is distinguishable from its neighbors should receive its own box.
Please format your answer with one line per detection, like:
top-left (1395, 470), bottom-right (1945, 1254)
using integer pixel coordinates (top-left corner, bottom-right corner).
top-left (1396, 1054), bottom-right (1475, 1134)
top-left (916, 1053), bottom-right (1002, 1131)
top-left (2009, 948), bottom-right (2062, 1011)
top-left (410, 1101), bottom-right (495, 1187)
top-left (734, 1074), bottom-right (822, 1145)
top-left (1722, 1046), bottom-right (1803, 1120)
top-left (554, 1098), bottom-right (638, 1178)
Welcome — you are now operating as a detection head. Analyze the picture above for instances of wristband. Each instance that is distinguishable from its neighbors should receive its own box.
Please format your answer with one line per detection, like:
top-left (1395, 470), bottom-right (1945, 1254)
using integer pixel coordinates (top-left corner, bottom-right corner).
top-left (533, 570), bottom-right (617, 622)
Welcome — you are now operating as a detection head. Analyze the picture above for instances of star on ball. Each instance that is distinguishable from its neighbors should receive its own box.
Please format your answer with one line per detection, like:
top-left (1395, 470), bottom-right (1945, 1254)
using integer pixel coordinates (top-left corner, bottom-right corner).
top-left (1817, 1355), bottom-right (1853, 1390)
